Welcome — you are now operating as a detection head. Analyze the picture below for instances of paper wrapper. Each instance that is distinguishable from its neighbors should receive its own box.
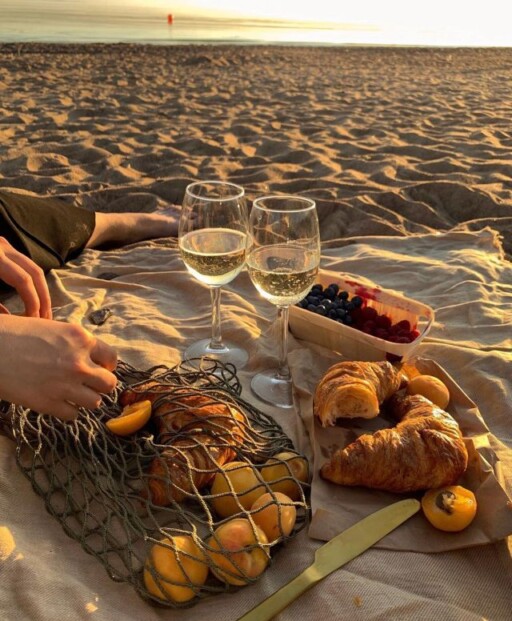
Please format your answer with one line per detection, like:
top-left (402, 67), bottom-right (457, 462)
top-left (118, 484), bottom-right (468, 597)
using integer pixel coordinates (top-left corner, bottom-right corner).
top-left (290, 349), bottom-right (512, 553)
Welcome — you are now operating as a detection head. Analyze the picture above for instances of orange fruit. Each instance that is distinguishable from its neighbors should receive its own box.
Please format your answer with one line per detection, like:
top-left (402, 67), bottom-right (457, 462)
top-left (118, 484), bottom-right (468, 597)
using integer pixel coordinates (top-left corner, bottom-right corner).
top-left (106, 400), bottom-right (152, 436)
top-left (210, 461), bottom-right (266, 518)
top-left (406, 375), bottom-right (450, 410)
top-left (144, 534), bottom-right (208, 602)
top-left (250, 492), bottom-right (297, 543)
top-left (421, 485), bottom-right (477, 532)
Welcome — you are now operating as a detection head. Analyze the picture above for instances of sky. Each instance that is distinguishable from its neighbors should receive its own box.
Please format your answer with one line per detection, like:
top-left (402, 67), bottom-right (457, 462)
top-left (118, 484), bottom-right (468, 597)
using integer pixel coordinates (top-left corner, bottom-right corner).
top-left (2, 0), bottom-right (512, 46)
top-left (135, 0), bottom-right (511, 45)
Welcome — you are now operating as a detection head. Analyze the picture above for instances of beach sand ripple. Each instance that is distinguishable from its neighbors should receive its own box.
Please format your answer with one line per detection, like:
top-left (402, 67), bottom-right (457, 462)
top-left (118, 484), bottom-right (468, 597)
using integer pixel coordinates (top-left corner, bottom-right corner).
top-left (0, 44), bottom-right (511, 255)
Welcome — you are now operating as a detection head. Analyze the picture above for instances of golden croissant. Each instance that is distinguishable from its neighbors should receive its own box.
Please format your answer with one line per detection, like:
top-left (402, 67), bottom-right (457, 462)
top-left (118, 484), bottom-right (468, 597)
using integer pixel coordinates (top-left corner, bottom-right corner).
top-left (320, 393), bottom-right (468, 493)
top-left (313, 360), bottom-right (404, 426)
top-left (120, 381), bottom-right (247, 505)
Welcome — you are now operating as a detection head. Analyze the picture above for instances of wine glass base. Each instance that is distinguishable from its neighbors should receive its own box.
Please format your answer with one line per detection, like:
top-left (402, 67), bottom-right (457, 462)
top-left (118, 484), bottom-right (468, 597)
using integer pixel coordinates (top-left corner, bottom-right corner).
top-left (251, 369), bottom-right (294, 409)
top-left (183, 338), bottom-right (248, 370)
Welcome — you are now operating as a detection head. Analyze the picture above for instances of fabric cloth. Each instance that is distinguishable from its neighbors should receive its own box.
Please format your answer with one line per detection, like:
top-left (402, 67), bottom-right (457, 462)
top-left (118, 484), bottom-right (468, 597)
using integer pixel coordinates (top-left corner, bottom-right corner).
top-left (0, 228), bottom-right (511, 620)
top-left (0, 191), bottom-right (95, 272)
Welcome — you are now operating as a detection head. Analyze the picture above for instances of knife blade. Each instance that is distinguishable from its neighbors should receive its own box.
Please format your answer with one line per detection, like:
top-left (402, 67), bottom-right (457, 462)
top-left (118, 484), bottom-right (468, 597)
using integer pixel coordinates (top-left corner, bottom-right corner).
top-left (237, 498), bottom-right (420, 621)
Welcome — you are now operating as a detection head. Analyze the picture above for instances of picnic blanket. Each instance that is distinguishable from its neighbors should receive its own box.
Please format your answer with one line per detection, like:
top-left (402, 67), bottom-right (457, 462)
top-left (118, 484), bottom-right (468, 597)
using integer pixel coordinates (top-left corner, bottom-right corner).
top-left (1, 227), bottom-right (511, 620)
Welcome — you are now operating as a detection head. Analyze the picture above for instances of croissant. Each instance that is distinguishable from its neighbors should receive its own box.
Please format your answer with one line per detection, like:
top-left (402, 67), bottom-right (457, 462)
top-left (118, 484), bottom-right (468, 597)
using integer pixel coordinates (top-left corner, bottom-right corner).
top-left (313, 361), bottom-right (404, 426)
top-left (320, 393), bottom-right (468, 493)
top-left (120, 381), bottom-right (247, 505)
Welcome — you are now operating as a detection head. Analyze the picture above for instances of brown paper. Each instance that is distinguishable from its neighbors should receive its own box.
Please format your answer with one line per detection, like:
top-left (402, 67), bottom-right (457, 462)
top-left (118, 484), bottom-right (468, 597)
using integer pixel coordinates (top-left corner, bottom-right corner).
top-left (290, 349), bottom-right (512, 553)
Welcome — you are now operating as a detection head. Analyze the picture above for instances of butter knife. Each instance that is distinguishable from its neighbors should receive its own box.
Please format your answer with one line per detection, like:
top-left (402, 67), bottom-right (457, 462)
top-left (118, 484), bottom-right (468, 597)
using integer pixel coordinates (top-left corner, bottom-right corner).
top-left (237, 498), bottom-right (420, 621)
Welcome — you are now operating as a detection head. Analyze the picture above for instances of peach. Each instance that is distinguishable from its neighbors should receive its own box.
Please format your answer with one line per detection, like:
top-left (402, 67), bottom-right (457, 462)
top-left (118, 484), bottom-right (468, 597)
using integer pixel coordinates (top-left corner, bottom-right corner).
top-left (250, 491), bottom-right (297, 543)
top-left (143, 534), bottom-right (208, 603)
top-left (406, 374), bottom-right (450, 410)
top-left (260, 451), bottom-right (309, 500)
top-left (206, 518), bottom-right (269, 586)
top-left (106, 400), bottom-right (152, 436)
top-left (210, 461), bottom-right (266, 518)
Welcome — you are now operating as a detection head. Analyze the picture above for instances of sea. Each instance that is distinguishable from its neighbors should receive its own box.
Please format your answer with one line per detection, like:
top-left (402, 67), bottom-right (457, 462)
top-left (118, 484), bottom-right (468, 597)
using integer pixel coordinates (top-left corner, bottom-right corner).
top-left (0, 1), bottom-right (465, 47)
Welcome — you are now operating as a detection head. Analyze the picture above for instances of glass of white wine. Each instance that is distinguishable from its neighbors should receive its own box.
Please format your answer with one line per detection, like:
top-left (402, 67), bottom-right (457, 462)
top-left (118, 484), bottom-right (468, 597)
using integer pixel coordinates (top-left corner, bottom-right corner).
top-left (179, 180), bottom-right (249, 369)
top-left (247, 195), bottom-right (320, 408)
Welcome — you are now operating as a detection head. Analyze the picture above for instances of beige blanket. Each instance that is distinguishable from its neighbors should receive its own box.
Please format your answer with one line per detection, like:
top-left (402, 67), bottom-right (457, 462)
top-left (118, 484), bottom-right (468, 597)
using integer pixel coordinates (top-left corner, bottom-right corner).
top-left (1, 228), bottom-right (511, 620)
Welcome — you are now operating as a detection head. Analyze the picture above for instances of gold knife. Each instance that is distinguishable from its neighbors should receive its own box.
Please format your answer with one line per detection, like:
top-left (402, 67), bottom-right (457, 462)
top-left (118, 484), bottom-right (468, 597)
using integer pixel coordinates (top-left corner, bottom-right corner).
top-left (237, 498), bottom-right (420, 621)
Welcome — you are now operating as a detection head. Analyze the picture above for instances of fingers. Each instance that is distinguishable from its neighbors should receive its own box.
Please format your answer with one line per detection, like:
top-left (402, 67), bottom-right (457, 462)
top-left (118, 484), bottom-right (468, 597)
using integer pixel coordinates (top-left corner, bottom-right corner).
top-left (41, 400), bottom-right (80, 422)
top-left (83, 365), bottom-right (118, 395)
top-left (0, 240), bottom-right (52, 319)
top-left (17, 253), bottom-right (52, 319)
top-left (90, 337), bottom-right (118, 373)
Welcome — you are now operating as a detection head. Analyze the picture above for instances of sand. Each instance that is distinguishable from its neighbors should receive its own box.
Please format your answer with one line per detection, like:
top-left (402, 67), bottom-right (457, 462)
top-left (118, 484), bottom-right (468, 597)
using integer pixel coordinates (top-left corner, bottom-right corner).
top-left (1, 43), bottom-right (512, 621)
top-left (1, 43), bottom-right (511, 256)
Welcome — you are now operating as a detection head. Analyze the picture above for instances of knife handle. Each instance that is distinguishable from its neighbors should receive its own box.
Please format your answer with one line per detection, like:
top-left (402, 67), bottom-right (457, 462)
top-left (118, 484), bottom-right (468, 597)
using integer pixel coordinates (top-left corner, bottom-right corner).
top-left (237, 565), bottom-right (321, 621)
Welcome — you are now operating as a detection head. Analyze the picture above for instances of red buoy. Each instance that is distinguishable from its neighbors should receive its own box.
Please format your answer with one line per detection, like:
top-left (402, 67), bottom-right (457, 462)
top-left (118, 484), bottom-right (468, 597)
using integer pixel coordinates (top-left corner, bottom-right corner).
top-left (167, 14), bottom-right (173, 25)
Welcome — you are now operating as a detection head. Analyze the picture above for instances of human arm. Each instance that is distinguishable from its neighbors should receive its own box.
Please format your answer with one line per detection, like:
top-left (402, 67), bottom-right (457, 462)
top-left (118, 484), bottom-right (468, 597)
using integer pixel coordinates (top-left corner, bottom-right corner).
top-left (0, 314), bottom-right (118, 420)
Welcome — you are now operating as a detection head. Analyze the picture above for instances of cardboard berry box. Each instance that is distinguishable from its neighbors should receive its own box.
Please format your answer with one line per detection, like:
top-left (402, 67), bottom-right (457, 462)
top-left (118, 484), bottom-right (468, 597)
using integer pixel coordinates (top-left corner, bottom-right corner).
top-left (289, 270), bottom-right (435, 362)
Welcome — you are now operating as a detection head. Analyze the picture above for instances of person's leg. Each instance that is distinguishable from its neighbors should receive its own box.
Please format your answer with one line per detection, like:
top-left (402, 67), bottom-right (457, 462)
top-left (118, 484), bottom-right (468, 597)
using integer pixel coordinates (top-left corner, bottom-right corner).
top-left (85, 209), bottom-right (179, 249)
top-left (0, 190), bottom-right (94, 271)
top-left (0, 191), bottom-right (179, 272)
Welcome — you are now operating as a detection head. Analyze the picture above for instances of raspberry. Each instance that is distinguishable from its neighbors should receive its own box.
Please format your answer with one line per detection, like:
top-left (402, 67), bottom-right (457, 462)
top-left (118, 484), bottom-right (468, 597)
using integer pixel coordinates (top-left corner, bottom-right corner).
top-left (374, 328), bottom-right (389, 340)
top-left (376, 314), bottom-right (392, 329)
top-left (396, 336), bottom-right (411, 344)
top-left (394, 319), bottom-right (411, 332)
top-left (361, 307), bottom-right (378, 321)
top-left (362, 320), bottom-right (377, 334)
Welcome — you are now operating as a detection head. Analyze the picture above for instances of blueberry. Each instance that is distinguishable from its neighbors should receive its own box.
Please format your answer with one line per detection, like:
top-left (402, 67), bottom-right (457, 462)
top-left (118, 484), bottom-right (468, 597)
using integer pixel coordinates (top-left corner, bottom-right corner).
top-left (315, 305), bottom-right (327, 315)
top-left (343, 314), bottom-right (354, 325)
top-left (307, 295), bottom-right (320, 305)
top-left (345, 301), bottom-right (355, 311)
top-left (336, 308), bottom-right (347, 318)
top-left (307, 304), bottom-right (317, 311)
top-left (352, 295), bottom-right (363, 308)
top-left (328, 283), bottom-right (340, 294)
top-left (328, 309), bottom-right (338, 319)
top-left (323, 287), bottom-right (336, 300)
top-left (311, 284), bottom-right (323, 292)
top-left (339, 290), bottom-right (349, 301)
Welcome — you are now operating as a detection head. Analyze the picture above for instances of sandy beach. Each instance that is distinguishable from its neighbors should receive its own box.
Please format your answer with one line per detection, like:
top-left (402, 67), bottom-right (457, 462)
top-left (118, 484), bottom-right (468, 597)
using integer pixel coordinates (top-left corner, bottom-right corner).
top-left (1, 43), bottom-right (511, 256)
top-left (1, 43), bottom-right (512, 621)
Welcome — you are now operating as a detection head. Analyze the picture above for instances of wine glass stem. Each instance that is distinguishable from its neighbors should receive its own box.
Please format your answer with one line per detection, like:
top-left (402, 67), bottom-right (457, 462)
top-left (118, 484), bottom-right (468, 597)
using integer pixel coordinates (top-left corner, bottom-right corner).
top-left (276, 305), bottom-right (291, 381)
top-left (209, 286), bottom-right (225, 350)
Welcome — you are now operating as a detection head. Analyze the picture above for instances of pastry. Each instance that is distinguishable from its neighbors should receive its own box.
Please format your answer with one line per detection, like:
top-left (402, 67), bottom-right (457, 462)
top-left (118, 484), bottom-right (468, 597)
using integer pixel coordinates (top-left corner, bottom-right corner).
top-left (313, 360), bottom-right (404, 426)
top-left (120, 382), bottom-right (248, 505)
top-left (320, 393), bottom-right (468, 493)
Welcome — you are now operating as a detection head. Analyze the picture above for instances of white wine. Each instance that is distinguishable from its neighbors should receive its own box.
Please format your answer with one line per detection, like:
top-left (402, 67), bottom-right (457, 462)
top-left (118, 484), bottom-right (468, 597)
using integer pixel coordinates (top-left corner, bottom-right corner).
top-left (247, 245), bottom-right (319, 306)
top-left (179, 228), bottom-right (247, 286)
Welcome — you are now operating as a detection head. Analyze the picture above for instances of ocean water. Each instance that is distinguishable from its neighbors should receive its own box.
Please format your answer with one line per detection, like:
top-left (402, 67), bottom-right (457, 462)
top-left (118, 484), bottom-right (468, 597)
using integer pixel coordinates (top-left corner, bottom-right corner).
top-left (0, 1), bottom-right (438, 47)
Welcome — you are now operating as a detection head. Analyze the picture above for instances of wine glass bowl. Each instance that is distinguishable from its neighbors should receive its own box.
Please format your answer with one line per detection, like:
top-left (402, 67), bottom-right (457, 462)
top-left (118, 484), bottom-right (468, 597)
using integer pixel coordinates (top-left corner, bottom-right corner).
top-left (247, 195), bottom-right (320, 408)
top-left (179, 180), bottom-right (249, 369)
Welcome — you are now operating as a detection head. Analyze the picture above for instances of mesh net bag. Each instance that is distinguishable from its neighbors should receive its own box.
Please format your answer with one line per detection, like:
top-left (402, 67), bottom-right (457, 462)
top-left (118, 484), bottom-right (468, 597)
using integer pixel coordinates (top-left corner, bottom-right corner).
top-left (0, 358), bottom-right (310, 607)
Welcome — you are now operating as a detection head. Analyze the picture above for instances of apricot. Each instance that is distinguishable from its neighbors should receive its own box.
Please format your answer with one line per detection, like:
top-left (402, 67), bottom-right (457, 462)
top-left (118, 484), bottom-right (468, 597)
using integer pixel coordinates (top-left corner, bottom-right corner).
top-left (143, 534), bottom-right (208, 603)
top-left (106, 400), bottom-right (152, 436)
top-left (421, 485), bottom-right (477, 532)
top-left (250, 492), bottom-right (297, 543)
top-left (210, 461), bottom-right (266, 518)
top-left (260, 451), bottom-right (309, 500)
top-left (206, 518), bottom-right (269, 586)
top-left (406, 375), bottom-right (450, 410)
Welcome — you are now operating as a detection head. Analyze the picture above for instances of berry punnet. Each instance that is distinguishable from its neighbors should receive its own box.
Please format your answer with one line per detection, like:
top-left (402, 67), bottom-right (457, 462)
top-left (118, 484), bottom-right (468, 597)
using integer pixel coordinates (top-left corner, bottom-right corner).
top-left (296, 283), bottom-right (420, 344)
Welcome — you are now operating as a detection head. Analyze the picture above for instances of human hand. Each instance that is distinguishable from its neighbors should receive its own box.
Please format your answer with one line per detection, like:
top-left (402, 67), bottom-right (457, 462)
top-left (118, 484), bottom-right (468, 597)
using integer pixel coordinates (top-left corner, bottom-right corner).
top-left (0, 236), bottom-right (52, 319)
top-left (0, 315), bottom-right (118, 420)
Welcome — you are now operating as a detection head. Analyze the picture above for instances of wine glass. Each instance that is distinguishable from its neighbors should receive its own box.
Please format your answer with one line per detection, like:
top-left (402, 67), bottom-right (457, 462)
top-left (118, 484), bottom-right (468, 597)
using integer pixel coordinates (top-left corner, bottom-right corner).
top-left (178, 180), bottom-right (249, 369)
top-left (247, 195), bottom-right (320, 408)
